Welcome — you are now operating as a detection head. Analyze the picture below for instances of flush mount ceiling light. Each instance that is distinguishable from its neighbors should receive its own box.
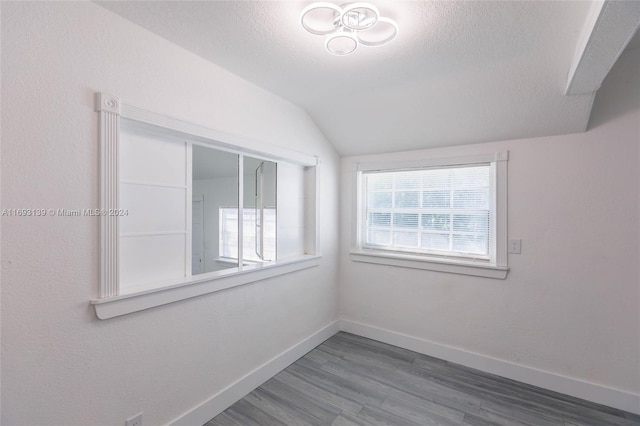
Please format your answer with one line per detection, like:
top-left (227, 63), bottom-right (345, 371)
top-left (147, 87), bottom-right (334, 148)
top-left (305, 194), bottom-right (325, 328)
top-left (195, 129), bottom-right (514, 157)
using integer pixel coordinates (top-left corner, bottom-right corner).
top-left (300, 2), bottom-right (398, 56)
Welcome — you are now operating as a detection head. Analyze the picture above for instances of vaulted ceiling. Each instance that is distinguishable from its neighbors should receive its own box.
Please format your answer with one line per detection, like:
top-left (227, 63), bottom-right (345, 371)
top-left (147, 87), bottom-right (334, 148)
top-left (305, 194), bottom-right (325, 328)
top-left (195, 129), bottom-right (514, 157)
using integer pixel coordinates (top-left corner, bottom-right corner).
top-left (97, 1), bottom-right (640, 155)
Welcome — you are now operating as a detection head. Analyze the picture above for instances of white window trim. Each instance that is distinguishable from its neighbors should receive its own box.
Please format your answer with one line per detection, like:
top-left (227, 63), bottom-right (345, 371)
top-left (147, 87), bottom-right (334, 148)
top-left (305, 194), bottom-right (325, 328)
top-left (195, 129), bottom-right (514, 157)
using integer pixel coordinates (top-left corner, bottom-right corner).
top-left (91, 92), bottom-right (321, 319)
top-left (351, 152), bottom-right (509, 279)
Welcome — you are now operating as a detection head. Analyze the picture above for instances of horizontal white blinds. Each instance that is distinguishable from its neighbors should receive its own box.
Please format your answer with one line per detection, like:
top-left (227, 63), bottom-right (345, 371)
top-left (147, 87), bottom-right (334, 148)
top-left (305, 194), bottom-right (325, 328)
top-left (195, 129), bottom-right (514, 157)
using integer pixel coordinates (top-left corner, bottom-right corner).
top-left (363, 164), bottom-right (491, 259)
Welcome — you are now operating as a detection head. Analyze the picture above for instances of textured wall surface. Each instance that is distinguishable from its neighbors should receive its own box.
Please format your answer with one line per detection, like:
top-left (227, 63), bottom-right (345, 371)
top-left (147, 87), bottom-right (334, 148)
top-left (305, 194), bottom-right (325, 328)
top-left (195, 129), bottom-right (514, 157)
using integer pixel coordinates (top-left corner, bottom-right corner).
top-left (1, 2), bottom-right (339, 425)
top-left (339, 50), bottom-right (640, 395)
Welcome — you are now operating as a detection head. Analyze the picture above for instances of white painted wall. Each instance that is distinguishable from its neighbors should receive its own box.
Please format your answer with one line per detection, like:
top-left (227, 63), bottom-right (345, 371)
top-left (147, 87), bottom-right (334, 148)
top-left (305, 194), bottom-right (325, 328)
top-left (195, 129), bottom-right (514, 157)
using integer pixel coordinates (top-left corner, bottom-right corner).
top-left (1, 2), bottom-right (339, 425)
top-left (339, 49), bottom-right (640, 399)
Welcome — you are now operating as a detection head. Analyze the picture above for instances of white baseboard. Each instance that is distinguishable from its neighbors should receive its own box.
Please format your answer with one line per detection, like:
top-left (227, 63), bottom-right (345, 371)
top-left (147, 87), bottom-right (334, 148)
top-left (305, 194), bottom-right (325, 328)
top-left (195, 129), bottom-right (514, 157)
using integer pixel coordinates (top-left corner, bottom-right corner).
top-left (340, 318), bottom-right (640, 415)
top-left (170, 320), bottom-right (340, 426)
top-left (168, 317), bottom-right (638, 425)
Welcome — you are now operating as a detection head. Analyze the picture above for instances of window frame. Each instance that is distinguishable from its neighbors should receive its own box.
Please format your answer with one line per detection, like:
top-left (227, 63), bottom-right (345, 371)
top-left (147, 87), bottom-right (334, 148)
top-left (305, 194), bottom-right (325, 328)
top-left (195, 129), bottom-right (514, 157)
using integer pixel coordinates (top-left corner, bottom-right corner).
top-left (91, 92), bottom-right (321, 319)
top-left (350, 152), bottom-right (509, 279)
top-left (219, 207), bottom-right (277, 263)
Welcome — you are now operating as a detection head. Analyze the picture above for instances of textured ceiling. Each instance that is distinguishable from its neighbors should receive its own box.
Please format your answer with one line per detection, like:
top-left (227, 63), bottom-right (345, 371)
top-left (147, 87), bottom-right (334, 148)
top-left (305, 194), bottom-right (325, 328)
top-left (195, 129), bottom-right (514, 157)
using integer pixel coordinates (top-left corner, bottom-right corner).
top-left (98, 1), bottom-right (603, 155)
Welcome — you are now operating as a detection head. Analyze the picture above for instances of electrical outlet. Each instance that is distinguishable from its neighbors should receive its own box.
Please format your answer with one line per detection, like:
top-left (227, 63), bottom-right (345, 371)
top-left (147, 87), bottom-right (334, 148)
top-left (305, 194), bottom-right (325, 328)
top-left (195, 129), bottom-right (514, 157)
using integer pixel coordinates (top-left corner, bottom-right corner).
top-left (125, 412), bottom-right (143, 426)
top-left (509, 239), bottom-right (521, 254)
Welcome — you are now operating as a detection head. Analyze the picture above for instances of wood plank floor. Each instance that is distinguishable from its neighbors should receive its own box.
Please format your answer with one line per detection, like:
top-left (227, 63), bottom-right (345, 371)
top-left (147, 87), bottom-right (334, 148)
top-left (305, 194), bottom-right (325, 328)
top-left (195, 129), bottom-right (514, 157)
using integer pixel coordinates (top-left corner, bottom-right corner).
top-left (206, 332), bottom-right (640, 426)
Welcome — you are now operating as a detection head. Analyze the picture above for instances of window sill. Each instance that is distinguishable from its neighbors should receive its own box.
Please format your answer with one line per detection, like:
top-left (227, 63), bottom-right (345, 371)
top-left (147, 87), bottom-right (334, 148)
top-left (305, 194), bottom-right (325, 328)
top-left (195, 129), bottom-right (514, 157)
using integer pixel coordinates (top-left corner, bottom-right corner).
top-left (214, 257), bottom-right (261, 266)
top-left (350, 250), bottom-right (508, 279)
top-left (90, 255), bottom-right (321, 319)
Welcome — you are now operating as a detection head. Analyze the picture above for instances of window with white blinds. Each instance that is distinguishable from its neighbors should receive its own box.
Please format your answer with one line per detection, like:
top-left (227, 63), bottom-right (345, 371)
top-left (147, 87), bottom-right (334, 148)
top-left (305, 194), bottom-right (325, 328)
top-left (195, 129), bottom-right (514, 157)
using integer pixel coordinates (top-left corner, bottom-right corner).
top-left (352, 152), bottom-right (508, 278)
top-left (362, 164), bottom-right (493, 260)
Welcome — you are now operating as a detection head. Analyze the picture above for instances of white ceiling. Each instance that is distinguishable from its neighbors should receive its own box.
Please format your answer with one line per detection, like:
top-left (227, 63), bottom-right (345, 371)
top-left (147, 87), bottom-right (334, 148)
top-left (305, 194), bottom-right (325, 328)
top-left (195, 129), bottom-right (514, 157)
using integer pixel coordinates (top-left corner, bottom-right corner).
top-left (97, 1), bottom-right (634, 156)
